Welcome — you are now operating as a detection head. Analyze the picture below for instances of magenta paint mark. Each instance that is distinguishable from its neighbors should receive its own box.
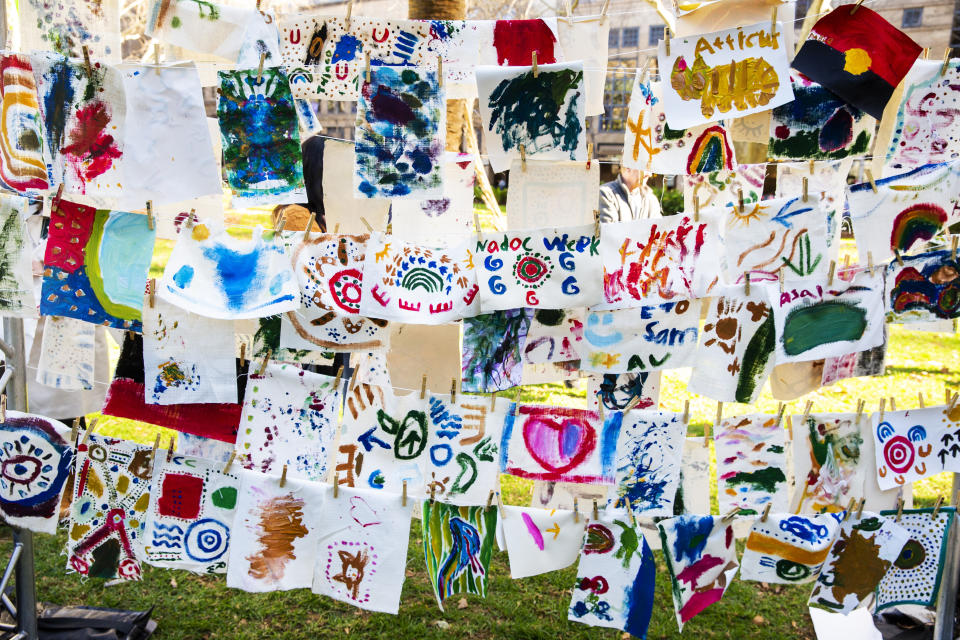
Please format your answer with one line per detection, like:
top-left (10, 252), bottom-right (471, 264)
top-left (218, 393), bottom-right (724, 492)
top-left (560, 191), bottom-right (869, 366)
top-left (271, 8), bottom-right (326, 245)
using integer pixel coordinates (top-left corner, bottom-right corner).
top-left (60, 101), bottom-right (122, 191)
top-left (679, 587), bottom-right (725, 623)
top-left (676, 554), bottom-right (723, 586)
top-left (492, 20), bottom-right (557, 66)
top-left (521, 412), bottom-right (597, 474)
top-left (521, 512), bottom-right (544, 550)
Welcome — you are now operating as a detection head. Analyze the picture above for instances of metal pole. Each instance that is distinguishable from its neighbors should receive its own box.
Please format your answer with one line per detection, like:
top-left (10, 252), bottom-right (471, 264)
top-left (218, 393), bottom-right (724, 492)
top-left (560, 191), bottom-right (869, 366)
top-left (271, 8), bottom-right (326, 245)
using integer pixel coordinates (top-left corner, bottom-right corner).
top-left (934, 473), bottom-right (960, 640)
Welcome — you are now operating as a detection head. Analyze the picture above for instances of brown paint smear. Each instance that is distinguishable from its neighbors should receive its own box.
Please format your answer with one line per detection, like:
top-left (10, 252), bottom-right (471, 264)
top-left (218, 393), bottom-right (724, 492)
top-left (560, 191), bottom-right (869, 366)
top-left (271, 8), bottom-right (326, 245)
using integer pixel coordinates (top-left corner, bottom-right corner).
top-left (828, 530), bottom-right (890, 603)
top-left (246, 494), bottom-right (309, 582)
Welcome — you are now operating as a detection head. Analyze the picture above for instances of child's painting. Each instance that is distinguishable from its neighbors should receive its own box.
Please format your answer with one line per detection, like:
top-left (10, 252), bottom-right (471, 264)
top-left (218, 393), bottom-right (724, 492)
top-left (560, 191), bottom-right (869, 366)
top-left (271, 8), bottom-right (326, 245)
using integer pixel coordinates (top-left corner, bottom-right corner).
top-left (500, 405), bottom-right (622, 484)
top-left (658, 515), bottom-right (740, 630)
top-left (461, 309), bottom-right (532, 393)
top-left (355, 65), bottom-right (445, 199)
top-left (147, 0), bottom-right (259, 62)
top-left (771, 272), bottom-right (885, 363)
top-left (359, 232), bottom-right (479, 324)
top-left (792, 6), bottom-right (921, 119)
top-left (0, 55), bottom-right (49, 195)
top-left (775, 159), bottom-right (852, 252)
top-left (506, 160), bottom-right (599, 229)
top-left (143, 454), bottom-right (239, 574)
top-left (20, 0), bottom-right (120, 61)
top-left (658, 20), bottom-right (794, 129)
top-left (40, 200), bottom-right (155, 332)
top-left (885, 250), bottom-right (960, 323)
top-left (599, 213), bottom-right (722, 307)
top-left (36, 316), bottom-right (95, 391)
top-left (67, 436), bottom-right (153, 581)
top-left (688, 287), bottom-right (776, 403)
top-left (159, 221), bottom-right (299, 320)
top-left (523, 308), bottom-right (582, 366)
top-left (875, 507), bottom-right (956, 611)
top-left (579, 301), bottom-right (701, 374)
top-left (390, 153), bottom-right (476, 243)
top-left (568, 516), bottom-right (655, 639)
top-left (768, 73), bottom-right (873, 161)
top-left (227, 470), bottom-right (326, 592)
top-left (476, 61), bottom-right (586, 172)
top-left (217, 67), bottom-right (305, 206)
top-left (821, 337), bottom-right (887, 386)
top-left (609, 410), bottom-right (686, 517)
top-left (683, 164), bottom-right (764, 212)
top-left (422, 502), bottom-right (497, 610)
top-left (235, 362), bottom-right (340, 483)
top-left (0, 195), bottom-right (37, 317)
top-left (714, 414), bottom-right (789, 515)
top-left (476, 225), bottom-right (602, 311)
top-left (142, 297), bottom-right (238, 405)
top-left (792, 413), bottom-right (865, 514)
top-left (809, 512), bottom-right (909, 613)
top-left (872, 406), bottom-right (960, 489)
top-left (502, 505), bottom-right (584, 579)
top-left (312, 486), bottom-right (413, 614)
top-left (740, 513), bottom-right (841, 584)
top-left (587, 372), bottom-right (659, 412)
top-left (621, 77), bottom-right (737, 174)
top-left (0, 412), bottom-right (73, 534)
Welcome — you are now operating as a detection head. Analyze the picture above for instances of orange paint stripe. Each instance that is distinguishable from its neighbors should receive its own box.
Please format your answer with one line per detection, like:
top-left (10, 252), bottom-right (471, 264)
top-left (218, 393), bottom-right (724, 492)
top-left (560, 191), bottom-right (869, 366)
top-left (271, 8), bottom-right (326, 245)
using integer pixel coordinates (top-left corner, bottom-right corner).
top-left (745, 531), bottom-right (831, 565)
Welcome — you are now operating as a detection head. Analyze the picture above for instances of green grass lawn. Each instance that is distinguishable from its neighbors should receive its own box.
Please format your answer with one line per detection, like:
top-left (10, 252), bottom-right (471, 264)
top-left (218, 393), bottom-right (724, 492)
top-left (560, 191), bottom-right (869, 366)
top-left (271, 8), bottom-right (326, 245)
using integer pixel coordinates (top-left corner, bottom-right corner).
top-left (4, 219), bottom-right (955, 638)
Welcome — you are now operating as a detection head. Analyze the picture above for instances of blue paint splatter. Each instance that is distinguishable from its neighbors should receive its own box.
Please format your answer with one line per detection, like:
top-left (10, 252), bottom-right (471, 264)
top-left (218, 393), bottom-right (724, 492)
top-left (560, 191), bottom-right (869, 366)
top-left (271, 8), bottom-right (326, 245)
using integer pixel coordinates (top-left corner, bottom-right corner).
top-left (670, 515), bottom-right (714, 564)
top-left (331, 35), bottom-right (361, 63)
top-left (201, 243), bottom-right (264, 311)
top-left (172, 265), bottom-right (194, 288)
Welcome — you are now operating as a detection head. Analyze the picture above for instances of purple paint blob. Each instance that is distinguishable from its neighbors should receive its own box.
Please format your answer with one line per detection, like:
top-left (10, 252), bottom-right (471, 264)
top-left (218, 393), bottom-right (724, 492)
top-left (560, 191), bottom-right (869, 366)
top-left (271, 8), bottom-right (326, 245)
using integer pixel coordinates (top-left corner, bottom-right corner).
top-left (521, 512), bottom-right (544, 550)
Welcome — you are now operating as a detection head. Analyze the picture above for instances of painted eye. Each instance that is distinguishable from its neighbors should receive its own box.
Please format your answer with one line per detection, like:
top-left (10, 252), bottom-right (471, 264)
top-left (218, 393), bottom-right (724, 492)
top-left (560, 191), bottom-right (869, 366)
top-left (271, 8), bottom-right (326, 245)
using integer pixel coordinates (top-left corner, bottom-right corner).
top-left (876, 422), bottom-right (895, 443)
top-left (907, 425), bottom-right (927, 442)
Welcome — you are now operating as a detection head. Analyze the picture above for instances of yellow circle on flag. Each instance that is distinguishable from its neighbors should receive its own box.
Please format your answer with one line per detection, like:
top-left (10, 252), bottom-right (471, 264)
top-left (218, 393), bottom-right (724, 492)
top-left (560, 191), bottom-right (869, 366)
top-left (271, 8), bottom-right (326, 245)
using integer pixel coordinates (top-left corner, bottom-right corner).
top-left (843, 48), bottom-right (872, 75)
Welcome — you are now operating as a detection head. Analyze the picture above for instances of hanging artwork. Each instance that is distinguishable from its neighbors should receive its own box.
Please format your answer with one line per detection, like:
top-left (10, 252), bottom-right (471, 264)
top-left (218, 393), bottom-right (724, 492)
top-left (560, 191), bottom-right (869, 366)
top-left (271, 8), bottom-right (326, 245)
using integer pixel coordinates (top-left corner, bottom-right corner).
top-left (771, 272), bottom-right (886, 363)
top-left (608, 410), bottom-right (686, 517)
top-left (775, 159), bottom-right (852, 251)
top-left (522, 308), bottom-right (582, 366)
top-left (500, 405), bottom-right (622, 484)
top-left (20, 0), bottom-right (121, 61)
top-left (322, 140), bottom-right (391, 232)
top-left (877, 59), bottom-right (960, 173)
top-left (476, 225), bottom-right (602, 311)
top-left (792, 6), bottom-right (921, 120)
top-left (461, 309), bottom-right (532, 393)
top-left (226, 469), bottom-right (326, 592)
top-left (159, 221), bottom-right (299, 320)
top-left (40, 200), bottom-right (155, 332)
top-left (254, 315), bottom-right (336, 368)
top-left (0, 55), bottom-right (49, 195)
top-left (235, 362), bottom-right (340, 483)
top-left (312, 486), bottom-right (413, 614)
top-left (556, 17), bottom-right (608, 116)
top-left (568, 516), bottom-right (656, 639)
top-left (688, 287), bottom-right (776, 403)
top-left (621, 77), bottom-right (737, 174)
top-left (476, 61), bottom-right (586, 172)
top-left (872, 406), bottom-right (960, 489)
top-left (657, 20), bottom-right (794, 129)
top-left (722, 194), bottom-right (829, 285)
top-left (0, 195), bottom-right (37, 317)
top-left (422, 502), bottom-right (498, 610)
top-left (424, 393), bottom-right (506, 505)
top-left (359, 232), bottom-right (479, 324)
top-left (31, 53), bottom-right (125, 198)
top-left (885, 250), bottom-right (960, 323)
top-left (102, 332), bottom-right (244, 443)
top-left (768, 73), bottom-right (874, 161)
top-left (579, 301), bottom-right (701, 374)
top-left (390, 153), bottom-right (476, 243)
top-left (355, 65), bottom-right (445, 199)
top-left (714, 414), bottom-right (789, 515)
top-left (143, 454), bottom-right (238, 574)
top-left (36, 316), bottom-right (95, 391)
top-left (147, 0), bottom-right (259, 62)
top-left (501, 505), bottom-right (585, 579)
top-left (809, 512), bottom-right (910, 613)
top-left (142, 297), bottom-right (237, 405)
top-left (792, 413), bottom-right (865, 514)
top-left (217, 67), bottom-right (305, 206)
top-left (282, 233), bottom-right (390, 352)
top-left (0, 412), bottom-right (73, 535)
top-left (505, 160), bottom-right (599, 229)
top-left (67, 437), bottom-right (153, 581)
top-left (598, 213), bottom-right (722, 308)
top-left (118, 64), bottom-right (222, 208)
top-left (587, 372), bottom-right (660, 412)
top-left (846, 161), bottom-right (960, 262)
top-left (683, 164), bottom-right (765, 212)
top-left (820, 336), bottom-right (887, 386)
top-left (740, 513), bottom-right (841, 584)
top-left (875, 507), bottom-right (957, 611)
top-left (658, 515), bottom-right (740, 630)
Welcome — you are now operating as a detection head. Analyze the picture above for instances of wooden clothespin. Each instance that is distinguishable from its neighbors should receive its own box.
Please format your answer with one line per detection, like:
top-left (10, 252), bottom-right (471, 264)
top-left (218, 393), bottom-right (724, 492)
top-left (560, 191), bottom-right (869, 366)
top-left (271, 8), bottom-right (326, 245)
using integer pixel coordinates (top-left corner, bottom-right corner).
top-left (710, 402), bottom-right (722, 445)
top-left (846, 497), bottom-right (857, 516)
top-left (402, 481), bottom-right (408, 507)
top-left (951, 236), bottom-right (957, 260)
top-left (429, 483), bottom-right (436, 503)
top-left (223, 451), bottom-right (236, 474)
top-left (239, 343), bottom-right (246, 368)
top-left (274, 214), bottom-right (287, 234)
top-left (918, 392), bottom-right (925, 408)
top-left (280, 464), bottom-right (288, 488)
top-left (827, 260), bottom-right (836, 286)
top-left (592, 499), bottom-right (599, 521)
top-left (867, 251), bottom-right (875, 275)
top-left (849, 0), bottom-right (865, 14)
top-left (624, 498), bottom-right (636, 526)
top-left (70, 421), bottom-right (78, 444)
top-left (693, 198), bottom-right (700, 223)
top-left (855, 398), bottom-right (866, 424)
top-left (496, 492), bottom-right (506, 519)
top-left (348, 365), bottom-right (359, 391)
top-left (334, 223), bottom-right (341, 234)
top-left (151, 433), bottom-right (161, 465)
top-left (332, 473), bottom-right (339, 497)
top-left (148, 278), bottom-right (156, 308)
top-left (333, 365), bottom-right (344, 390)
top-left (774, 402), bottom-right (786, 429)
top-left (744, 272), bottom-right (751, 296)
top-left (486, 490), bottom-right (495, 511)
top-left (344, 0), bottom-right (354, 28)
top-left (166, 436), bottom-right (176, 462)
top-left (153, 42), bottom-right (161, 65)
top-left (623, 395), bottom-right (641, 412)
top-left (894, 249), bottom-right (904, 266)
top-left (359, 216), bottom-right (374, 233)
top-left (941, 47), bottom-right (953, 76)
top-left (802, 177), bottom-right (808, 203)
top-left (304, 213), bottom-right (316, 242)
top-left (364, 51), bottom-right (371, 83)
top-left (778, 269), bottom-right (784, 294)
top-left (586, 142), bottom-right (593, 171)
top-left (146, 201), bottom-right (154, 230)
top-left (437, 54), bottom-right (443, 87)
top-left (573, 497), bottom-right (579, 523)
top-left (51, 184), bottom-right (64, 215)
top-left (932, 495), bottom-right (945, 518)
top-left (738, 188), bottom-right (745, 213)
top-left (721, 506), bottom-right (741, 523)
top-left (924, 47), bottom-right (930, 59)
top-left (519, 144), bottom-right (527, 171)
top-left (665, 27), bottom-right (671, 57)
top-left (770, 5), bottom-right (777, 33)
top-left (82, 45), bottom-right (93, 77)
top-left (81, 418), bottom-right (98, 446)
top-left (895, 495), bottom-right (904, 521)
top-left (878, 397), bottom-right (887, 422)
top-left (256, 53), bottom-right (266, 85)
top-left (593, 209), bottom-right (601, 238)
top-left (420, 374), bottom-right (427, 400)
top-left (865, 169), bottom-right (877, 193)
top-left (489, 391), bottom-right (497, 411)
top-left (761, 503), bottom-right (772, 522)
top-left (889, 396), bottom-right (897, 411)
top-left (531, 51), bottom-right (539, 78)
top-left (450, 378), bottom-right (457, 404)
top-left (801, 399), bottom-right (813, 425)
top-left (809, 158), bottom-right (815, 174)
top-left (258, 349), bottom-right (272, 376)
top-left (600, 0), bottom-right (610, 21)
top-left (856, 498), bottom-right (865, 518)
top-left (682, 399), bottom-right (690, 424)
top-left (473, 211), bottom-right (482, 237)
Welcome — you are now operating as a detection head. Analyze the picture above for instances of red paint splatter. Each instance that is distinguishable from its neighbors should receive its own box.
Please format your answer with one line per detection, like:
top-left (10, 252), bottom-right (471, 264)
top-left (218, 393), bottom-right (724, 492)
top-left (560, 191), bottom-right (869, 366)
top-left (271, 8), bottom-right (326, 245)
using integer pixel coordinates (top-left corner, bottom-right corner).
top-left (492, 20), bottom-right (557, 66)
top-left (60, 101), bottom-right (122, 190)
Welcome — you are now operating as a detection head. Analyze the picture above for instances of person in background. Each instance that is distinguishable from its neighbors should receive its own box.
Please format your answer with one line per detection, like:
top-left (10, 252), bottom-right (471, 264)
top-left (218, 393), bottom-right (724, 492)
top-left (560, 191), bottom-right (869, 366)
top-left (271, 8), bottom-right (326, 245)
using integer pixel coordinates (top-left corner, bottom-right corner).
top-left (597, 166), bottom-right (661, 222)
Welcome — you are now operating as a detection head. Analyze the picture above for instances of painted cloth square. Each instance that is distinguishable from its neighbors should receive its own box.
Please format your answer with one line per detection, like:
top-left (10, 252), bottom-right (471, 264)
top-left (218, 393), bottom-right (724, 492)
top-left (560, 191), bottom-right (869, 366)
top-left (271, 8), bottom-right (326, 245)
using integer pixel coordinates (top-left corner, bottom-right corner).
top-left (522, 308), bottom-right (582, 366)
top-left (587, 372), bottom-right (660, 412)
top-left (147, 0), bottom-right (260, 62)
top-left (885, 250), bottom-right (960, 323)
top-left (0, 194), bottom-right (36, 317)
top-left (461, 309), bottom-right (532, 393)
top-left (740, 513), bottom-right (842, 584)
top-left (775, 159), bottom-right (852, 253)
top-left (683, 164), bottom-right (764, 212)
top-left (821, 338), bottom-right (887, 386)
top-left (505, 159), bottom-right (599, 229)
top-left (421, 502), bottom-right (498, 610)
top-left (872, 406), bottom-right (960, 490)
top-left (20, 0), bottom-right (121, 61)
top-left (714, 414), bottom-right (789, 515)
top-left (390, 153), bottom-right (476, 243)
top-left (0, 55), bottom-right (50, 195)
top-left (792, 413), bottom-right (865, 514)
top-left (875, 507), bottom-right (956, 611)
top-left (36, 316), bottom-right (95, 391)
top-left (502, 505), bottom-right (584, 579)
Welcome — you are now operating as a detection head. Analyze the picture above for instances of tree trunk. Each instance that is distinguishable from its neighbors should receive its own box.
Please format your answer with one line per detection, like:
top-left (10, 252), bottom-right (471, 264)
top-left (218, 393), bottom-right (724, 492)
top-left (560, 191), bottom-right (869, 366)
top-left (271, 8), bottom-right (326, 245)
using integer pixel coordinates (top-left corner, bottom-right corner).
top-left (408, 0), bottom-right (466, 151)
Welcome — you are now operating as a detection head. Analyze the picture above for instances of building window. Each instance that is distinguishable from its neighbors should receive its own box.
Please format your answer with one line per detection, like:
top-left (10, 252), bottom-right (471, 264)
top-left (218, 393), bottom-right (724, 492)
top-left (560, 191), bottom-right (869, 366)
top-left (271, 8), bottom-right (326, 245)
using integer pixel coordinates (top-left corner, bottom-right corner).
top-left (600, 60), bottom-right (633, 132)
top-left (608, 28), bottom-right (620, 48)
top-left (622, 27), bottom-right (639, 48)
top-left (902, 7), bottom-right (922, 28)
top-left (649, 25), bottom-right (665, 46)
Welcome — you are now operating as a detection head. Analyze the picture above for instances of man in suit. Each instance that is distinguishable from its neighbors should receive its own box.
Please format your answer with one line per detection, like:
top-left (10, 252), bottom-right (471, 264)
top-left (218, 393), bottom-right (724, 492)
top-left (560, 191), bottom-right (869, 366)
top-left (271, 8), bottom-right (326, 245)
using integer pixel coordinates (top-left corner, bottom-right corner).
top-left (597, 167), bottom-right (662, 222)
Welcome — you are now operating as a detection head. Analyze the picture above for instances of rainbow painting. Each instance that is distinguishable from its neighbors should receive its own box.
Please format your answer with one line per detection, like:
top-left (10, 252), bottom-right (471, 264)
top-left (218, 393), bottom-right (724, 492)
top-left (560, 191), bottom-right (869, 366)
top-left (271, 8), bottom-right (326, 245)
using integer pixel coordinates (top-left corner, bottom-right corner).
top-left (890, 204), bottom-right (947, 252)
top-left (686, 126), bottom-right (734, 174)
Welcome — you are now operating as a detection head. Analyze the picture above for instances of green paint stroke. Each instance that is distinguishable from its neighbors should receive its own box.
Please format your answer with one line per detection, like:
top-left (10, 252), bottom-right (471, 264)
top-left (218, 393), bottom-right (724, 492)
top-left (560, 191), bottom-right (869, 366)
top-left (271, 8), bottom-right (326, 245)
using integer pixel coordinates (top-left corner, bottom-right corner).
top-left (726, 467), bottom-right (786, 494)
top-left (781, 301), bottom-right (867, 356)
top-left (735, 311), bottom-right (775, 403)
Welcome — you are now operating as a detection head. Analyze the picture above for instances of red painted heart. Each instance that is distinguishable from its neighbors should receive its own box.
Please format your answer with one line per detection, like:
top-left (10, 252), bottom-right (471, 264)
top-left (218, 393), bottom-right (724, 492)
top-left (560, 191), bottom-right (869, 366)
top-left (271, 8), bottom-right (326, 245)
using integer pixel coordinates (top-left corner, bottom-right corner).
top-left (522, 415), bottom-right (597, 474)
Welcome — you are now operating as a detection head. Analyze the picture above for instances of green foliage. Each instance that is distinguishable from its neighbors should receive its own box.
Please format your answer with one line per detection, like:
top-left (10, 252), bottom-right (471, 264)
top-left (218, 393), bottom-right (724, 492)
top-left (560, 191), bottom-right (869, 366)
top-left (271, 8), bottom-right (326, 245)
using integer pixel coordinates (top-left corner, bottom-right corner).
top-left (652, 185), bottom-right (685, 216)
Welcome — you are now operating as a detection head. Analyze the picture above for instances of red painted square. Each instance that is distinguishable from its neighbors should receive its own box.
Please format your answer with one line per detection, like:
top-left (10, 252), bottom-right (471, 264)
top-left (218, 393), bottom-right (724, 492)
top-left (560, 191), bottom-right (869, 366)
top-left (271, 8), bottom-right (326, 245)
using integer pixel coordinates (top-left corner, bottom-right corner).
top-left (156, 473), bottom-right (204, 519)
